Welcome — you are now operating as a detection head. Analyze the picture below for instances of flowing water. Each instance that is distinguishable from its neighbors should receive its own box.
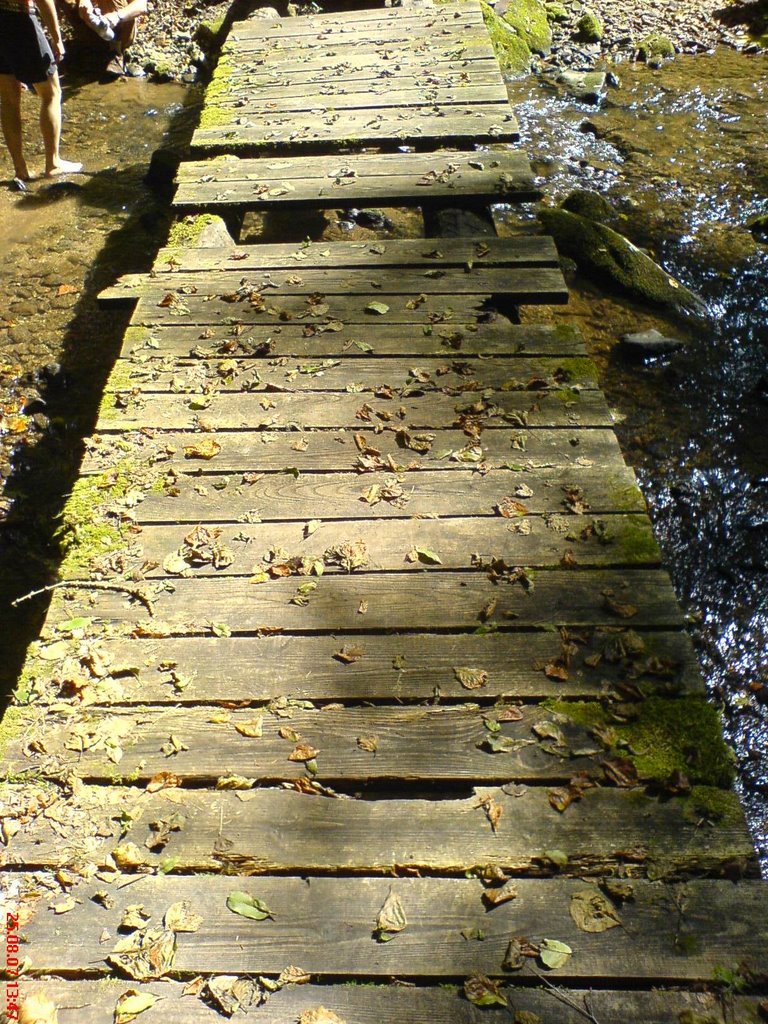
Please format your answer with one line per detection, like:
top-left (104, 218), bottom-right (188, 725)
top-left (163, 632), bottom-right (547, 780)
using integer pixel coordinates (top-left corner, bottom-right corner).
top-left (504, 48), bottom-right (768, 868)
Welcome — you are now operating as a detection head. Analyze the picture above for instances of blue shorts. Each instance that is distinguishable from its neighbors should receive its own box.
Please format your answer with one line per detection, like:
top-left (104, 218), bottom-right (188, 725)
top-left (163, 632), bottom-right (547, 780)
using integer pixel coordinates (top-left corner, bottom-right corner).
top-left (0, 10), bottom-right (56, 87)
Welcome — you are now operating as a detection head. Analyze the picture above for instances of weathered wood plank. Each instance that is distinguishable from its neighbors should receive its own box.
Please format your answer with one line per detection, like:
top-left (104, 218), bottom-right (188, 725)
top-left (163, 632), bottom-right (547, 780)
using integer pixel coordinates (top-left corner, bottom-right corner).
top-left (23, 630), bottom-right (703, 704)
top-left (191, 106), bottom-right (519, 153)
top-left (12, 982), bottom-right (757, 1024)
top-left (150, 236), bottom-right (561, 273)
top-left (40, 569), bottom-right (685, 631)
top-left (96, 388), bottom-right (610, 431)
top-left (107, 356), bottom-right (597, 395)
top-left (227, 56), bottom-right (505, 88)
top-left (3, 785), bottom-right (749, 874)
top-left (231, 6), bottom-right (483, 41)
top-left (131, 294), bottom-right (558, 328)
top-left (222, 72), bottom-right (505, 104)
top-left (82, 426), bottom-right (622, 475)
top-left (20, 876), bottom-right (768, 980)
top-left (210, 84), bottom-right (508, 117)
top-left (133, 467), bottom-right (644, 522)
top-left (117, 515), bottom-right (659, 578)
top-left (176, 168), bottom-right (534, 208)
top-left (225, 24), bottom-right (491, 57)
top-left (121, 321), bottom-right (587, 359)
top-left (115, 269), bottom-right (567, 305)
top-left (7, 703), bottom-right (610, 782)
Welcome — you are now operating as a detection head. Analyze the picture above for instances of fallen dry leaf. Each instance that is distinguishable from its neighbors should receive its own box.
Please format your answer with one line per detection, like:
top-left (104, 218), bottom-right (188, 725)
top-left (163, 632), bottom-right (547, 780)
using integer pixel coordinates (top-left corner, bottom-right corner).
top-left (18, 993), bottom-right (59, 1024)
top-left (569, 889), bottom-right (621, 933)
top-left (374, 889), bottom-right (407, 942)
top-left (114, 990), bottom-right (158, 1024)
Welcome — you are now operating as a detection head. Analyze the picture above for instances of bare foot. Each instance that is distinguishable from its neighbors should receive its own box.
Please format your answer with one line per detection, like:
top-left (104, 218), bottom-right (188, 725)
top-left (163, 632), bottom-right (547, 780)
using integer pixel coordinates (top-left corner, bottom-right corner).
top-left (45, 159), bottom-right (84, 178)
top-left (13, 164), bottom-right (34, 182)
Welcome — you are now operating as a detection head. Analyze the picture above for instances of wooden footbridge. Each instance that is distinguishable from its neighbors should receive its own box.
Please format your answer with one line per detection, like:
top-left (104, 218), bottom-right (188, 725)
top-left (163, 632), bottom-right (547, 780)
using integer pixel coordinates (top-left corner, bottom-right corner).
top-left (2, 2), bottom-right (767, 1022)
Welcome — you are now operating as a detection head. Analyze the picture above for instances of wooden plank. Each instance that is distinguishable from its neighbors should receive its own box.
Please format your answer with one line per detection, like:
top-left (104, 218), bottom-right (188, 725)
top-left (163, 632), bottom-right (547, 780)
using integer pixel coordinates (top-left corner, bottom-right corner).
top-left (222, 69), bottom-right (505, 102)
top-left (115, 515), bottom-right (659, 578)
top-left (38, 569), bottom-right (685, 631)
top-left (175, 152), bottom-right (536, 207)
top-left (225, 22), bottom-right (484, 57)
top-left (121, 321), bottom-right (586, 359)
top-left (175, 149), bottom-right (535, 187)
top-left (6, 703), bottom-right (615, 782)
top-left (20, 876), bottom-right (768, 980)
top-left (231, 6), bottom-right (483, 40)
top-left (96, 389), bottom-right (611, 431)
top-left (81, 427), bottom-right (625, 476)
top-left (8, 982), bottom-right (762, 1024)
top-left (191, 106), bottom-right (519, 153)
top-left (22, 630), bottom-right (703, 704)
top-left (118, 268), bottom-right (567, 302)
top-left (107, 357), bottom-right (598, 394)
top-left (3, 785), bottom-right (750, 874)
top-left (133, 466), bottom-right (645, 522)
top-left (204, 84), bottom-right (510, 118)
top-left (131, 294), bottom-right (559, 329)
top-left (225, 24), bottom-right (491, 57)
top-left (226, 56), bottom-right (505, 88)
top-left (150, 236), bottom-right (561, 273)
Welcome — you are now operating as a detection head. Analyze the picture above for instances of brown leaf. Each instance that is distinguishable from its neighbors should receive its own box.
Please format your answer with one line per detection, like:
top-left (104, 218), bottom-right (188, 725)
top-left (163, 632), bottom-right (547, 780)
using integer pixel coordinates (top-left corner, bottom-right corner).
top-left (543, 662), bottom-right (569, 682)
top-left (108, 927), bottom-right (176, 980)
top-left (18, 993), bottom-right (59, 1024)
top-left (298, 1010), bottom-right (346, 1024)
top-left (602, 593), bottom-right (638, 619)
top-left (357, 734), bottom-right (378, 753)
top-left (464, 973), bottom-right (507, 1007)
top-left (183, 438), bottom-right (221, 460)
top-left (145, 770), bottom-right (180, 793)
top-left (374, 889), bottom-right (407, 941)
top-left (334, 645), bottom-right (365, 664)
top-left (482, 880), bottom-right (518, 907)
top-left (453, 666), bottom-right (488, 690)
top-left (569, 889), bottom-right (621, 933)
top-left (602, 756), bottom-right (639, 787)
top-left (288, 743), bottom-right (320, 762)
top-left (495, 497), bottom-right (529, 518)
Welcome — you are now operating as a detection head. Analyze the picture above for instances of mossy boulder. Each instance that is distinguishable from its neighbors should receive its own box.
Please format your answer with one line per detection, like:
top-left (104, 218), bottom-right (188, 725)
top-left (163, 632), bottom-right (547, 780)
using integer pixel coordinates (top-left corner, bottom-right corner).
top-left (638, 34), bottom-right (675, 61)
top-left (747, 212), bottom-right (768, 241)
top-left (575, 8), bottom-right (603, 42)
top-left (481, 2), bottom-right (533, 76)
top-left (500, 0), bottom-right (553, 55)
top-left (538, 206), bottom-right (707, 316)
top-left (562, 188), bottom-right (616, 223)
top-left (545, 2), bottom-right (568, 21)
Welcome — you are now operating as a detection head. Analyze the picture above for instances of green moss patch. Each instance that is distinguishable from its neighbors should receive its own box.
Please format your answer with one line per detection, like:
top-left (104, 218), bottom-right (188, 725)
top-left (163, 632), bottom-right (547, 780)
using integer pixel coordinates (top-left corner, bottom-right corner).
top-left (481, 2), bottom-right (533, 76)
top-left (544, 696), bottom-right (735, 787)
top-left (575, 9), bottom-right (603, 41)
top-left (167, 214), bottom-right (221, 248)
top-left (55, 463), bottom-right (136, 579)
top-left (501, 0), bottom-right (552, 55)
top-left (638, 34), bottom-right (675, 61)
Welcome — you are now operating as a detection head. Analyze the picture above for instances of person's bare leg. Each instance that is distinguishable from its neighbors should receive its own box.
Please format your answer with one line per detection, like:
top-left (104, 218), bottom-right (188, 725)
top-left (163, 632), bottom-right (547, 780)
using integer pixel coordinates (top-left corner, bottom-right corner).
top-left (33, 71), bottom-right (81, 177)
top-left (0, 74), bottom-right (32, 180)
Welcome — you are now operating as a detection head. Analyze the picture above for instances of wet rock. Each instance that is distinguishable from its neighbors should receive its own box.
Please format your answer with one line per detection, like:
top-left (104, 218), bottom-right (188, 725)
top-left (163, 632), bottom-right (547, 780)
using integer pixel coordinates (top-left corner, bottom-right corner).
top-left (557, 69), bottom-right (607, 103)
top-left (638, 34), bottom-right (676, 61)
top-left (747, 214), bottom-right (768, 241)
top-left (538, 206), bottom-right (707, 316)
top-left (575, 9), bottom-right (603, 42)
top-left (619, 328), bottom-right (686, 357)
top-left (561, 188), bottom-right (615, 223)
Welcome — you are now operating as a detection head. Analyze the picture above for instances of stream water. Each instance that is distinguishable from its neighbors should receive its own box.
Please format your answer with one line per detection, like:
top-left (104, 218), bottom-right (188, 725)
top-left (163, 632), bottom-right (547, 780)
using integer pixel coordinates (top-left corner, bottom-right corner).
top-left (0, 47), bottom-right (766, 868)
top-left (504, 47), bottom-right (768, 869)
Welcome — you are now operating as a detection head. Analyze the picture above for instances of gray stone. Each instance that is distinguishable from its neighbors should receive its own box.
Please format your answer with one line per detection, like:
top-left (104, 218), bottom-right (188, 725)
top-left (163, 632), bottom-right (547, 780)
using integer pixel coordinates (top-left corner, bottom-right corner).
top-left (557, 70), bottom-right (607, 103)
top-left (619, 328), bottom-right (686, 356)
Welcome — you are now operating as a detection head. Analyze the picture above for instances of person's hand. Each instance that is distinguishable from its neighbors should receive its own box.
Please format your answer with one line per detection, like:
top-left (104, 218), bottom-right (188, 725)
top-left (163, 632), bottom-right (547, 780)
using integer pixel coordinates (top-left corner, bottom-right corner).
top-left (103, 9), bottom-right (121, 26)
top-left (77, 0), bottom-right (94, 23)
top-left (52, 37), bottom-right (66, 62)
